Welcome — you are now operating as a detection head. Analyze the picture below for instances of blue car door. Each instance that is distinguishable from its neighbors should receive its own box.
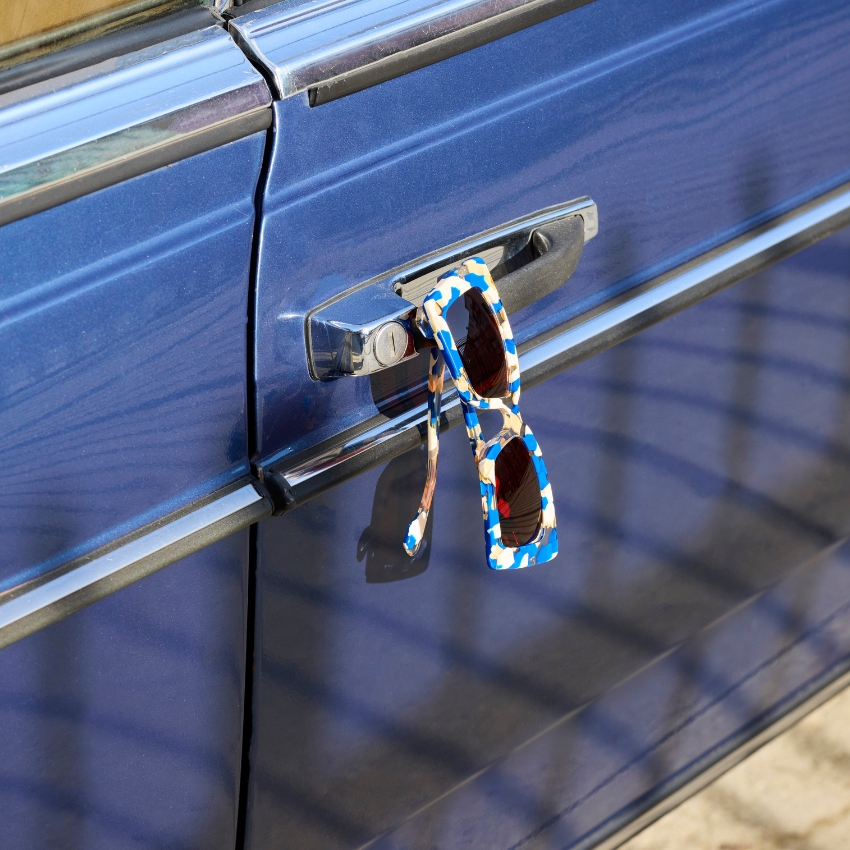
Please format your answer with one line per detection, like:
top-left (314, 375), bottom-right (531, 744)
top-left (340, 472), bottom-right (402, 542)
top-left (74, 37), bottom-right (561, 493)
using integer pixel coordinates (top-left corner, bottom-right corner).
top-left (0, 6), bottom-right (272, 848)
top-left (4, 0), bottom-right (850, 848)
top-left (229, 0), bottom-right (850, 847)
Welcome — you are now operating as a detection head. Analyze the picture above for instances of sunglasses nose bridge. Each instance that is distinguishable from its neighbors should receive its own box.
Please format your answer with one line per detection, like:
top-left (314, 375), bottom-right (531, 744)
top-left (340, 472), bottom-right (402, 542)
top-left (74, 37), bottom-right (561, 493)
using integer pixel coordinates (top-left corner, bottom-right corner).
top-left (478, 424), bottom-right (515, 461)
top-left (501, 408), bottom-right (522, 433)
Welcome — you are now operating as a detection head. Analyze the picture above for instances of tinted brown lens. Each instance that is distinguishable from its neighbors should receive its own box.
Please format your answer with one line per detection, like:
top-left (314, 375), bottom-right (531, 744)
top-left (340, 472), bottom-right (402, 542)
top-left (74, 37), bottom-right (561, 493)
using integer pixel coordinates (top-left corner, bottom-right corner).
top-left (494, 438), bottom-right (541, 547)
top-left (447, 288), bottom-right (508, 397)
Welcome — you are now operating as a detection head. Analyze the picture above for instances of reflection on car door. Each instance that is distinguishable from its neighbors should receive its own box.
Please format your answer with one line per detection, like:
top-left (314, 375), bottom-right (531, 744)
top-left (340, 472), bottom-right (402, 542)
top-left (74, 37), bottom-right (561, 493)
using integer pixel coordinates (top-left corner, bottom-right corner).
top-left (230, 0), bottom-right (850, 847)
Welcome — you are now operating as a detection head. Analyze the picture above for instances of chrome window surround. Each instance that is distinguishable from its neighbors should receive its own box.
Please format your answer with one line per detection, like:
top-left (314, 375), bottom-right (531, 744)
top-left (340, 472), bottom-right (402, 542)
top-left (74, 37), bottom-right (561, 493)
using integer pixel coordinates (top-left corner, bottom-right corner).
top-left (229, 0), bottom-right (594, 103)
top-left (0, 24), bottom-right (272, 228)
top-left (0, 481), bottom-right (273, 650)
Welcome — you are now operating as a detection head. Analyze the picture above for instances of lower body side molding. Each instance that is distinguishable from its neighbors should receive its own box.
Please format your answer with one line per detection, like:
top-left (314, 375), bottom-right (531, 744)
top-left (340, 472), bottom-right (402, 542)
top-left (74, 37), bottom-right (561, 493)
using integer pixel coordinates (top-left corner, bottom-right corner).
top-left (0, 479), bottom-right (273, 650)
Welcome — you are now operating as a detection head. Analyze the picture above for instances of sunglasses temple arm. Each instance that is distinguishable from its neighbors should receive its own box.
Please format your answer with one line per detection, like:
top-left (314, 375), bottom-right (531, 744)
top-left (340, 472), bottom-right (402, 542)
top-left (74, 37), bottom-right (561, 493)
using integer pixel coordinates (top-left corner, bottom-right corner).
top-left (403, 349), bottom-right (444, 557)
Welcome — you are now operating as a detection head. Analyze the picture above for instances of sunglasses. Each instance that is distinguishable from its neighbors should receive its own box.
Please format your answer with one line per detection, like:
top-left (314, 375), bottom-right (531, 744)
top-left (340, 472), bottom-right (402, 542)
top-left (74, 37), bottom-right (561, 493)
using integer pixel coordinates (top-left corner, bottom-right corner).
top-left (404, 257), bottom-right (558, 570)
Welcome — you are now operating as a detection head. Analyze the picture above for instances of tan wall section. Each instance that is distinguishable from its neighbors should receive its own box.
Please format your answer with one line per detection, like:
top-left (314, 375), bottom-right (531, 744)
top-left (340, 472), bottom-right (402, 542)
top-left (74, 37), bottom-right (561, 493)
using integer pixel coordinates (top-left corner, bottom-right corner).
top-left (1, 0), bottom-right (137, 47)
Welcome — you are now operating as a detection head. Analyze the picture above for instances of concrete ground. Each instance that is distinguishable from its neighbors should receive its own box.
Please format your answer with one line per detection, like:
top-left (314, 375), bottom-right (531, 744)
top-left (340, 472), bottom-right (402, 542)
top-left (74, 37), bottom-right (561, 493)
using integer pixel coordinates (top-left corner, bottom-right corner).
top-left (620, 684), bottom-right (850, 850)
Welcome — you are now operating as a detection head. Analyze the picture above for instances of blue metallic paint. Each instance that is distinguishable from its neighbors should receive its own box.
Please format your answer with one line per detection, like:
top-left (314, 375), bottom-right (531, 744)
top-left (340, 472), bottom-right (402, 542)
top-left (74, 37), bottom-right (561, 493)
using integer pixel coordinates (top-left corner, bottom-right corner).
top-left (0, 532), bottom-right (250, 850)
top-left (246, 229), bottom-right (850, 848)
top-left (253, 0), bottom-right (850, 462)
top-left (372, 543), bottom-right (850, 849)
top-left (1, 0), bottom-right (848, 846)
top-left (0, 132), bottom-right (265, 590)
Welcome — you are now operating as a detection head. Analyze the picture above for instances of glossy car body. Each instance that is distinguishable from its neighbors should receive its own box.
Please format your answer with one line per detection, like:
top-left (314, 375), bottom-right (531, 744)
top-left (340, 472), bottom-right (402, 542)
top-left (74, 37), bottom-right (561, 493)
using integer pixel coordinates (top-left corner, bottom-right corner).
top-left (1, 0), bottom-right (850, 848)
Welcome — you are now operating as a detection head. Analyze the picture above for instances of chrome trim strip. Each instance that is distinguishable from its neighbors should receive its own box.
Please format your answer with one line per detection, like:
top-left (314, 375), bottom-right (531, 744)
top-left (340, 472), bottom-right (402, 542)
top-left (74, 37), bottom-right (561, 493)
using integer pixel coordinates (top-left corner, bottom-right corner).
top-left (287, 396), bottom-right (445, 487)
top-left (0, 25), bottom-right (272, 228)
top-left (267, 182), bottom-right (850, 508)
top-left (229, 0), bottom-right (593, 102)
top-left (520, 184), bottom-right (850, 385)
top-left (0, 481), bottom-right (273, 650)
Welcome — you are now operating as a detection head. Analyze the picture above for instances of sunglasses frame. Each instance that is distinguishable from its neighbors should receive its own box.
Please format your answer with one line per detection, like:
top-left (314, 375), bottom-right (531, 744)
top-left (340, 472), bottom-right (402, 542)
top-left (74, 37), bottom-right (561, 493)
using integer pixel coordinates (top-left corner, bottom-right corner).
top-left (405, 257), bottom-right (557, 570)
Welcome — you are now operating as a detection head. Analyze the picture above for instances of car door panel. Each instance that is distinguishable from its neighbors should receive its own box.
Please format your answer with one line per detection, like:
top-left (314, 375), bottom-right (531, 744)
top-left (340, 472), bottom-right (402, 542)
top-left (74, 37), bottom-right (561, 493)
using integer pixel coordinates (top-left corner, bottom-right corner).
top-left (246, 226), bottom-right (850, 849)
top-left (0, 132), bottom-right (265, 584)
top-left (230, 0), bottom-right (850, 842)
top-left (0, 533), bottom-right (249, 850)
top-left (237, 0), bottom-right (850, 460)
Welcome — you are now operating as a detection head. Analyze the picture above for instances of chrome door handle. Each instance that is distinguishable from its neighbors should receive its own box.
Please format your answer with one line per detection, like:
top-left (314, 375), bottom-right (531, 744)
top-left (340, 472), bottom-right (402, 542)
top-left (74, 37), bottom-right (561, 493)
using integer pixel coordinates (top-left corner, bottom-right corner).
top-left (307, 196), bottom-right (597, 380)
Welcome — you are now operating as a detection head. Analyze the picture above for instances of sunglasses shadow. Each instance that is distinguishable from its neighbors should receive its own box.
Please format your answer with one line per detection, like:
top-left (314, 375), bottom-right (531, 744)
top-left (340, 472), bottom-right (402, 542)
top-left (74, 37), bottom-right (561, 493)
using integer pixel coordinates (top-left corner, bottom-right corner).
top-left (356, 444), bottom-right (434, 583)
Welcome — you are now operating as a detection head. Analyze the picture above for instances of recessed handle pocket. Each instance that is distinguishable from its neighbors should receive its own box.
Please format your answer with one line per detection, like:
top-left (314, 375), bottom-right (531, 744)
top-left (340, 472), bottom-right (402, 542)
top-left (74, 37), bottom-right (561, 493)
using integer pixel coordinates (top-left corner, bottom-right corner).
top-left (497, 214), bottom-right (586, 315)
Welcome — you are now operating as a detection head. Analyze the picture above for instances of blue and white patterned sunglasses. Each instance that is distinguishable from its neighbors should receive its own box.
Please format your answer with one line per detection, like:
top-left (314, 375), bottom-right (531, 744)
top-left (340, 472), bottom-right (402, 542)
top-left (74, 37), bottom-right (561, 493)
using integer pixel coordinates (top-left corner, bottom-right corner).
top-left (404, 257), bottom-right (558, 570)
